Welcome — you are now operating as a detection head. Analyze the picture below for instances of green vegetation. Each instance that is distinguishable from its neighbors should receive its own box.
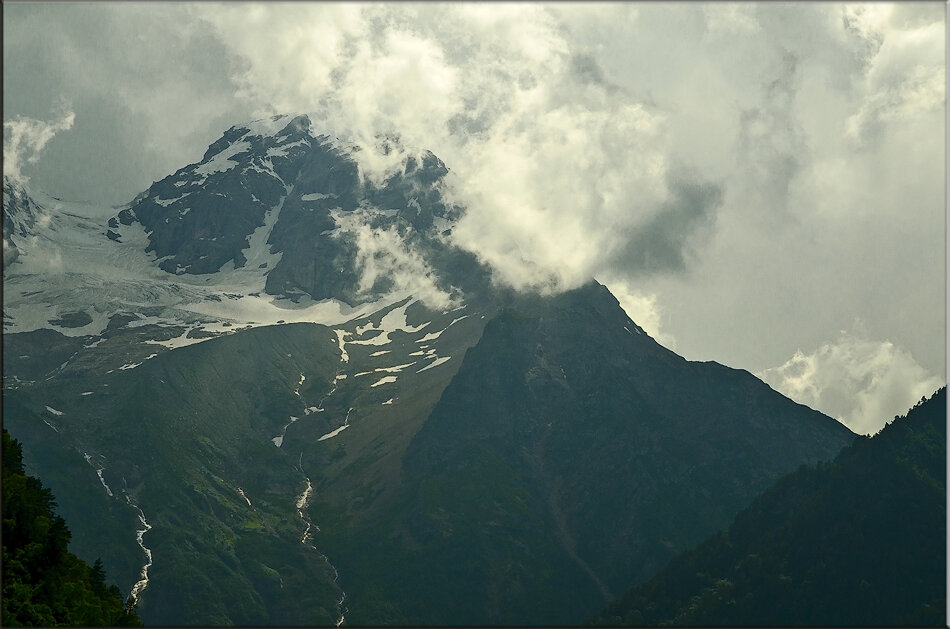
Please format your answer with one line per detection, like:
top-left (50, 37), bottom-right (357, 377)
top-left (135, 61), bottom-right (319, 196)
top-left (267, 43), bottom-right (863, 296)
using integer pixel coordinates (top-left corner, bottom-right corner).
top-left (593, 388), bottom-right (946, 626)
top-left (2, 429), bottom-right (141, 626)
top-left (3, 322), bottom-right (348, 625)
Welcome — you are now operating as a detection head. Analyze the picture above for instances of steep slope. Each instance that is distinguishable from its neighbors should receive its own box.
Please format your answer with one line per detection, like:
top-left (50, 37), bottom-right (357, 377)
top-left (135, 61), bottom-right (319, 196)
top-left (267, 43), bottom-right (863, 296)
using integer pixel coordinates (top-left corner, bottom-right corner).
top-left (2, 178), bottom-right (41, 267)
top-left (3, 115), bottom-right (490, 351)
top-left (2, 116), bottom-right (498, 624)
top-left (309, 282), bottom-right (855, 625)
top-left (593, 388), bottom-right (946, 627)
top-left (2, 429), bottom-right (142, 626)
top-left (3, 292), bottom-right (491, 625)
top-left (4, 323), bottom-right (346, 625)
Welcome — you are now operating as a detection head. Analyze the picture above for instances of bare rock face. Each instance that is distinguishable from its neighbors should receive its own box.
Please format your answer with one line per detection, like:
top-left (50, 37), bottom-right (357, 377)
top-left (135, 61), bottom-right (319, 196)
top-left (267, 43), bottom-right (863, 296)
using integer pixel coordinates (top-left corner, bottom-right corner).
top-left (3, 177), bottom-right (41, 267)
top-left (115, 114), bottom-right (478, 304)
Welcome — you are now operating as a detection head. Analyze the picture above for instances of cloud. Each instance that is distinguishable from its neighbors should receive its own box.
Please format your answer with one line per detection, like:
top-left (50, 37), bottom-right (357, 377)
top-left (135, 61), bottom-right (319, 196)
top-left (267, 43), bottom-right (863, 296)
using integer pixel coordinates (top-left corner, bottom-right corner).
top-left (600, 277), bottom-right (675, 349)
top-left (191, 3), bottom-right (727, 294)
top-left (758, 329), bottom-right (944, 435)
top-left (844, 16), bottom-right (944, 149)
top-left (3, 2), bottom-right (254, 203)
top-left (608, 171), bottom-right (723, 277)
top-left (734, 49), bottom-right (806, 220)
top-left (3, 109), bottom-right (75, 183)
top-left (332, 209), bottom-right (454, 310)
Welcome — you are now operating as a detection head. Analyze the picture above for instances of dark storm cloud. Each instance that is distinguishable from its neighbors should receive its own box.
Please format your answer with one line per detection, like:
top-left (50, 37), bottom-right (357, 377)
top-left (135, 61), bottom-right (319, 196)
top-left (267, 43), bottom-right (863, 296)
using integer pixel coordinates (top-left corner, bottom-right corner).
top-left (610, 173), bottom-right (724, 276)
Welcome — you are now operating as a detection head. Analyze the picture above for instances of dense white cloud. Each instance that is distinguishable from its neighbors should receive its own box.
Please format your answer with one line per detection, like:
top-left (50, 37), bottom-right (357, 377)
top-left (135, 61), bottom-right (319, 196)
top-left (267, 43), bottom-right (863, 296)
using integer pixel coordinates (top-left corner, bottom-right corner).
top-left (758, 329), bottom-right (944, 435)
top-left (332, 210), bottom-right (454, 310)
top-left (844, 10), bottom-right (943, 148)
top-left (191, 3), bottom-right (724, 294)
top-left (3, 109), bottom-right (75, 183)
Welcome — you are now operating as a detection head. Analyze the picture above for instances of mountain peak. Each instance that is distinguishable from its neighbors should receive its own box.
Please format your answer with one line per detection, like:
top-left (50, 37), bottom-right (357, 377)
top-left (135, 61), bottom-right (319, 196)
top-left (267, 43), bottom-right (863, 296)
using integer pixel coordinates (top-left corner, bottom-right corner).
top-left (200, 114), bottom-right (316, 164)
top-left (102, 116), bottom-right (480, 307)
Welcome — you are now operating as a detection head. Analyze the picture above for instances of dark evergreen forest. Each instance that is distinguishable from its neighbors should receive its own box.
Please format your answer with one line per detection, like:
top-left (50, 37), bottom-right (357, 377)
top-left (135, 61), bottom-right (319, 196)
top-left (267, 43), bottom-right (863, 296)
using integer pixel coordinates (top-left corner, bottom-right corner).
top-left (2, 429), bottom-right (142, 626)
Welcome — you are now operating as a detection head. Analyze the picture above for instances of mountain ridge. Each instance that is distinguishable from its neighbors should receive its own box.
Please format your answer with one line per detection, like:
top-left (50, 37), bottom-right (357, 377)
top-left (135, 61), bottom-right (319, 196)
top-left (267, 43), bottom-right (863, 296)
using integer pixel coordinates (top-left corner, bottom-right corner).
top-left (592, 387), bottom-right (946, 626)
top-left (2, 116), bottom-right (863, 625)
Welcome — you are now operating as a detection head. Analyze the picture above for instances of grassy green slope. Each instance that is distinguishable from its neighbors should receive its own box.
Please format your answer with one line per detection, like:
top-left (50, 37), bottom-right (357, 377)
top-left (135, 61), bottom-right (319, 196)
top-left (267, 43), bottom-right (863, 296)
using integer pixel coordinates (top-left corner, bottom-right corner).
top-left (3, 296), bottom-right (494, 625)
top-left (4, 323), bottom-right (346, 625)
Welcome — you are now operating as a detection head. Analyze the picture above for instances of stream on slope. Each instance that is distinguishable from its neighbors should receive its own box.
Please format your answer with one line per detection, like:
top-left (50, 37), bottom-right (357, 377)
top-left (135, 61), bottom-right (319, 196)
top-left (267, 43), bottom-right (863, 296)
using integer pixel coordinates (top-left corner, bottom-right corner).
top-left (295, 454), bottom-right (347, 626)
top-left (82, 451), bottom-right (153, 605)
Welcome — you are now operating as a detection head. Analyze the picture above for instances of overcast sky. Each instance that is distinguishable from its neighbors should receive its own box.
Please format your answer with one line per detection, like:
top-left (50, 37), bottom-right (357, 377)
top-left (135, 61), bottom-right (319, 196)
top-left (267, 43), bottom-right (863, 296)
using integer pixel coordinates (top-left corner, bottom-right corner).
top-left (3, 2), bottom-right (945, 434)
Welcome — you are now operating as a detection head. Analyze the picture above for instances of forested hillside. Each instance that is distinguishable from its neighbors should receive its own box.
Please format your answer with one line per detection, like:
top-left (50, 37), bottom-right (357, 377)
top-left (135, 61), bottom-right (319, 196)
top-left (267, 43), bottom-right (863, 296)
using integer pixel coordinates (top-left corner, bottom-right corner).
top-left (2, 429), bottom-right (142, 626)
top-left (594, 388), bottom-right (946, 626)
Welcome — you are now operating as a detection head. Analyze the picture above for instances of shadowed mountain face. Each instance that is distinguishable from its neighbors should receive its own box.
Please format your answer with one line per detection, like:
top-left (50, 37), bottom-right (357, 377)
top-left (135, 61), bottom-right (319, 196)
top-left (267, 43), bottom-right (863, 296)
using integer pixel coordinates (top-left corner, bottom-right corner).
top-left (3, 116), bottom-right (859, 626)
top-left (593, 387), bottom-right (946, 627)
top-left (310, 282), bottom-right (853, 625)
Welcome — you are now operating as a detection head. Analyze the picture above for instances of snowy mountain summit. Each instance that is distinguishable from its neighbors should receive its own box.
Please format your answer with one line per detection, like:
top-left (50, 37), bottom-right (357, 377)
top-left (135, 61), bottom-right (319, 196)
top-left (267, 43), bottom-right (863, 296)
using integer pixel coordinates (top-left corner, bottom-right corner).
top-left (3, 114), bottom-right (487, 344)
top-left (114, 113), bottom-right (466, 301)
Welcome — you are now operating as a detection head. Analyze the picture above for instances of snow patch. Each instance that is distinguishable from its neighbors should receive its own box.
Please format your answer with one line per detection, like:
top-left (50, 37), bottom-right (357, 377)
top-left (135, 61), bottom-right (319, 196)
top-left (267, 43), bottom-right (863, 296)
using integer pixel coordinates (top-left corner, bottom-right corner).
top-left (371, 375), bottom-right (398, 387)
top-left (334, 329), bottom-right (349, 363)
top-left (317, 424), bottom-right (350, 441)
top-left (417, 329), bottom-right (446, 343)
top-left (318, 408), bottom-right (353, 441)
top-left (416, 356), bottom-right (452, 373)
top-left (416, 315), bottom-right (468, 343)
top-left (193, 140), bottom-right (251, 179)
top-left (267, 138), bottom-right (309, 158)
top-left (349, 299), bottom-right (429, 347)
top-left (243, 114), bottom-right (296, 138)
top-left (272, 415), bottom-right (299, 448)
top-left (154, 192), bottom-right (191, 207)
